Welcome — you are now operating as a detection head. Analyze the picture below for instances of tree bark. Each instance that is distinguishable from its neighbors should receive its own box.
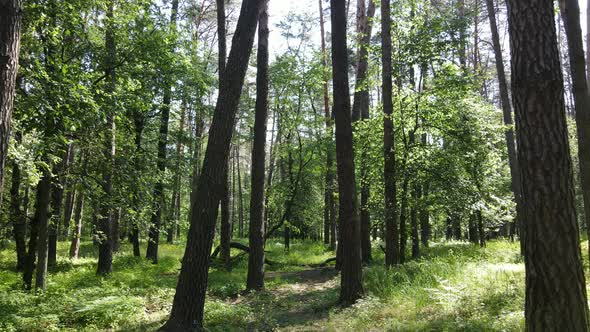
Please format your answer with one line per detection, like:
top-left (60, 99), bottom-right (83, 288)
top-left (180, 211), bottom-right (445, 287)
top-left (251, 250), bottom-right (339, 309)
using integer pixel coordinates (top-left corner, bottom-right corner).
top-left (34, 170), bottom-right (52, 291)
top-left (506, 0), bottom-right (590, 329)
top-left (10, 149), bottom-right (26, 271)
top-left (382, 0), bottom-right (399, 267)
top-left (62, 143), bottom-right (76, 239)
top-left (485, 0), bottom-right (525, 255)
top-left (168, 98), bottom-right (186, 243)
top-left (236, 145), bottom-right (245, 238)
top-left (331, 0), bottom-right (363, 305)
top-left (352, 0), bottom-right (375, 264)
top-left (0, 0), bottom-right (23, 209)
top-left (147, 0), bottom-right (179, 264)
top-left (97, 0), bottom-right (116, 275)
top-left (410, 185), bottom-right (419, 258)
top-left (159, 0), bottom-right (262, 329)
top-left (558, 0), bottom-right (590, 272)
top-left (246, 0), bottom-right (269, 292)
top-left (69, 189), bottom-right (84, 259)
top-left (319, 0), bottom-right (336, 249)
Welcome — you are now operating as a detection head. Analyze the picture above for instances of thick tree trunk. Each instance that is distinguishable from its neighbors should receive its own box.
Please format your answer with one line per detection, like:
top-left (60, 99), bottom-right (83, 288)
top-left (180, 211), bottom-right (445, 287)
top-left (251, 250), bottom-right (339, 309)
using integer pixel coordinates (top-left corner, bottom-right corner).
top-left (506, 0), bottom-right (590, 329)
top-left (246, 0), bottom-right (269, 292)
top-left (331, 0), bottom-right (363, 305)
top-left (147, 0), bottom-right (179, 263)
top-left (34, 170), bottom-right (52, 291)
top-left (485, 0), bottom-right (524, 255)
top-left (97, 0), bottom-right (116, 275)
top-left (159, 0), bottom-right (262, 329)
top-left (0, 0), bottom-right (23, 208)
top-left (69, 190), bottom-right (84, 259)
top-left (319, 0), bottom-right (336, 249)
top-left (558, 0), bottom-right (590, 271)
top-left (382, 0), bottom-right (399, 267)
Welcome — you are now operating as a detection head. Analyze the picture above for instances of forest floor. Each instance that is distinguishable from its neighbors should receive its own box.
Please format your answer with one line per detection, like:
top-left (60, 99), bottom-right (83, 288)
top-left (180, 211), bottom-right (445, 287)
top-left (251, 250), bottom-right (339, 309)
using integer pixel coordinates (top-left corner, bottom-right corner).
top-left (0, 238), bottom-right (564, 331)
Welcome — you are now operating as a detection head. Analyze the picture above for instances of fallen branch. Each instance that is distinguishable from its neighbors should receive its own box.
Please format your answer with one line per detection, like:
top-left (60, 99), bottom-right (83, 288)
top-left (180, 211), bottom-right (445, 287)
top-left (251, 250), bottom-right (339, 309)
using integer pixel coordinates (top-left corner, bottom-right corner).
top-left (210, 242), bottom-right (276, 265)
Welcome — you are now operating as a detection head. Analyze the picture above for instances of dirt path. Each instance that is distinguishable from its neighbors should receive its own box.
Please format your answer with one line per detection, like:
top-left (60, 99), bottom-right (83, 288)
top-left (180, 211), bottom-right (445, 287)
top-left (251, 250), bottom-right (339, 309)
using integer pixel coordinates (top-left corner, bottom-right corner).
top-left (233, 267), bottom-right (340, 331)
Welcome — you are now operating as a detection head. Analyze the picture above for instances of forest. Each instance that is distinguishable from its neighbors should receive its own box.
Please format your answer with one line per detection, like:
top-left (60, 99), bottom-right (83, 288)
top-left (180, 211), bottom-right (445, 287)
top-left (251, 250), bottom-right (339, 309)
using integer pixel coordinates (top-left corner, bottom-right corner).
top-left (1, 0), bottom-right (589, 330)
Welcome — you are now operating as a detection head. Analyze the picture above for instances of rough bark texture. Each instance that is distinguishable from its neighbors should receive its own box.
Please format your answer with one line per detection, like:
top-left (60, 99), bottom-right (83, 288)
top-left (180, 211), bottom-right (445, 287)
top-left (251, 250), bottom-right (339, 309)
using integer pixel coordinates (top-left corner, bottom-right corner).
top-left (97, 0), bottom-right (116, 275)
top-left (159, 0), bottom-right (262, 329)
top-left (382, 0), bottom-right (399, 267)
top-left (558, 0), bottom-right (590, 271)
top-left (0, 0), bottom-right (23, 208)
top-left (34, 171), bottom-right (52, 291)
top-left (147, 0), bottom-right (179, 263)
top-left (506, 0), bottom-right (590, 330)
top-left (351, 0), bottom-right (375, 264)
top-left (331, 0), bottom-right (364, 305)
top-left (319, 0), bottom-right (336, 249)
top-left (246, 0), bottom-right (269, 292)
top-left (485, 0), bottom-right (525, 254)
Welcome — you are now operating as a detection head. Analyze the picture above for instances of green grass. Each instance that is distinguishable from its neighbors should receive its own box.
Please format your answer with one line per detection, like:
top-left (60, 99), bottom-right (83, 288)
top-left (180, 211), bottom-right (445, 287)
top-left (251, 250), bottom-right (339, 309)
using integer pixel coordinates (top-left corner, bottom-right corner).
top-left (0, 239), bottom-right (532, 331)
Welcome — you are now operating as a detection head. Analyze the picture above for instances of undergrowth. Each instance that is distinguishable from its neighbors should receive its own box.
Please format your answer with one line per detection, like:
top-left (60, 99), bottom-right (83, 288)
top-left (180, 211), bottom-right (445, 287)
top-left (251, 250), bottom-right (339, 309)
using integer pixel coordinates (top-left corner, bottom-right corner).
top-left (0, 239), bottom-right (535, 331)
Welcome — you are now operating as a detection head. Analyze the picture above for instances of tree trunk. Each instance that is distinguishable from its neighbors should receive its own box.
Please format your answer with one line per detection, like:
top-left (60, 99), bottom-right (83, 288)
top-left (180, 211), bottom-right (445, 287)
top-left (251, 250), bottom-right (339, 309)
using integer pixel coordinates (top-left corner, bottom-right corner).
top-left (0, 0), bottom-right (23, 209)
top-left (485, 0), bottom-right (525, 255)
top-left (112, 207), bottom-right (121, 252)
top-left (48, 151), bottom-right (71, 267)
top-left (147, 0), bottom-right (179, 264)
top-left (159, 0), bottom-right (262, 329)
top-left (97, 0), bottom-right (116, 275)
top-left (506, 0), bottom-right (590, 329)
top-left (69, 190), bottom-right (84, 259)
top-left (399, 174), bottom-right (409, 263)
top-left (62, 143), bottom-right (76, 239)
top-left (168, 98), bottom-right (186, 244)
top-left (236, 145), bottom-right (245, 238)
top-left (410, 185), bottom-right (419, 258)
top-left (319, 0), bottom-right (336, 249)
top-left (246, 0), bottom-right (269, 292)
top-left (382, 0), bottom-right (399, 267)
top-left (352, 0), bottom-right (375, 265)
top-left (558, 0), bottom-right (590, 272)
top-left (11, 152), bottom-right (26, 271)
top-left (131, 111), bottom-right (144, 257)
top-left (331, 0), bottom-right (363, 305)
top-left (34, 170), bottom-right (52, 291)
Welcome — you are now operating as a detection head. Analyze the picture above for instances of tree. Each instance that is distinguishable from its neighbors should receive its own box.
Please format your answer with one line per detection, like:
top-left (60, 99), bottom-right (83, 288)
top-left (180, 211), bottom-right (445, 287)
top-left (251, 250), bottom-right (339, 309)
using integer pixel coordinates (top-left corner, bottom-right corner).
top-left (159, 0), bottom-right (262, 329)
top-left (505, 0), bottom-right (590, 329)
top-left (331, 0), bottom-right (364, 305)
top-left (558, 0), bottom-right (590, 267)
top-left (96, 0), bottom-right (117, 276)
top-left (382, 0), bottom-right (399, 267)
top-left (0, 0), bottom-right (23, 208)
top-left (485, 0), bottom-right (524, 254)
top-left (246, 0), bottom-right (269, 292)
top-left (351, 0), bottom-right (376, 264)
top-left (146, 0), bottom-right (180, 264)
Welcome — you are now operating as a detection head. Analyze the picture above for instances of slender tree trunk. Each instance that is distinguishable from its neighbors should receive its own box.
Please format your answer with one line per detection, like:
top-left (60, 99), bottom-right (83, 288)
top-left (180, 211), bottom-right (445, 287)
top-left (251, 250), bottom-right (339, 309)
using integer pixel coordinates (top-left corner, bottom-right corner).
top-left (220, 160), bottom-right (232, 270)
top-left (246, 0), bottom-right (269, 292)
top-left (382, 0), bottom-right (399, 267)
top-left (48, 151), bottom-right (71, 267)
top-left (236, 145), bottom-right (245, 238)
top-left (147, 0), bottom-right (179, 263)
top-left (131, 113), bottom-right (144, 257)
top-left (352, 0), bottom-right (375, 264)
top-left (97, 0), bottom-right (116, 275)
top-left (485, 0), bottom-right (525, 255)
top-left (399, 174), bottom-right (408, 263)
top-left (62, 143), bottom-right (76, 239)
top-left (160, 0), bottom-right (262, 329)
top-left (558, 0), bottom-right (590, 270)
top-left (331, 0), bottom-right (363, 305)
top-left (506, 0), bottom-right (590, 329)
top-left (319, 0), bottom-right (336, 249)
top-left (69, 189), bottom-right (84, 259)
top-left (112, 207), bottom-right (121, 252)
top-left (0, 0), bottom-right (23, 208)
top-left (11, 150), bottom-right (26, 271)
top-left (410, 185), bottom-right (419, 258)
top-left (168, 99), bottom-right (186, 244)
